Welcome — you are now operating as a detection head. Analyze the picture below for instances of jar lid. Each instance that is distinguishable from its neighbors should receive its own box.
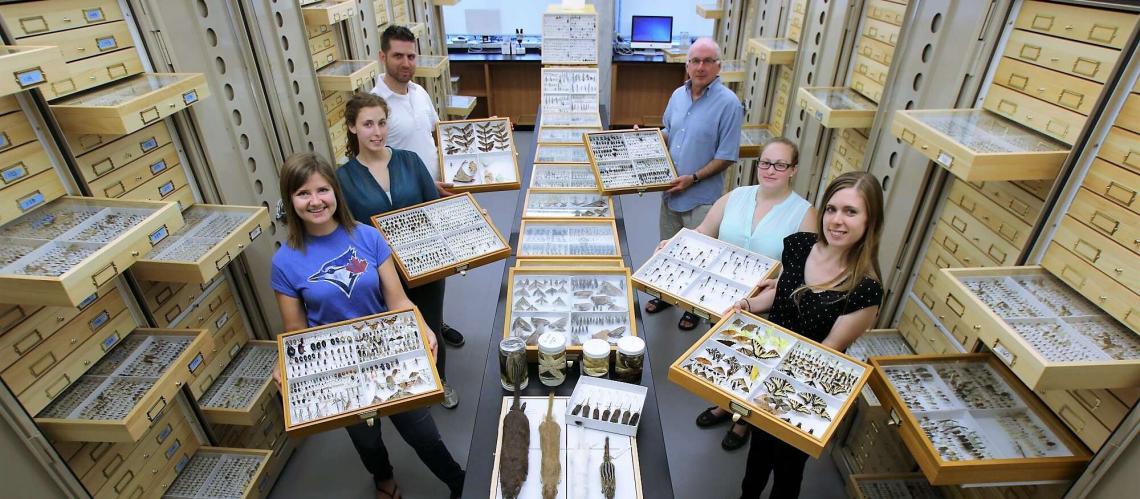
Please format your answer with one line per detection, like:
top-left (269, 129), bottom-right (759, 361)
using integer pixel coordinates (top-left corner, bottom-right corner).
top-left (617, 336), bottom-right (645, 356)
top-left (538, 332), bottom-right (566, 353)
top-left (582, 339), bottom-right (609, 358)
top-left (499, 336), bottom-right (526, 353)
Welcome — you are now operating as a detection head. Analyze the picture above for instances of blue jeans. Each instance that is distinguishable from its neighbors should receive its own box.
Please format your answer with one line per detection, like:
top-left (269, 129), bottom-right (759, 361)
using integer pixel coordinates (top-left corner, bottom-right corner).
top-left (344, 407), bottom-right (464, 495)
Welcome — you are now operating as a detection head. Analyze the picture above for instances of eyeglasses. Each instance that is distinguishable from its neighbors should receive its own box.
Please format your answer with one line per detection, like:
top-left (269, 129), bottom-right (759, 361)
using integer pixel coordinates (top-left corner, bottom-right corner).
top-left (758, 160), bottom-right (794, 171)
top-left (687, 57), bottom-right (719, 66)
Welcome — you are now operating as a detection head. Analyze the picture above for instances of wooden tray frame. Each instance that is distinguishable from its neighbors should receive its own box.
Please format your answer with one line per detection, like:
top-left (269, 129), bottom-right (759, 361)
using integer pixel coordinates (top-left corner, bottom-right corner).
top-left (446, 95), bottom-right (477, 118)
top-left (165, 446), bottom-right (272, 499)
top-left (540, 66), bottom-right (600, 114)
top-left (513, 258), bottom-right (625, 268)
top-left (435, 117), bottom-right (522, 193)
top-left (528, 162), bottom-right (601, 191)
top-left (516, 219), bottom-right (622, 260)
top-left (199, 341), bottom-right (278, 427)
top-left (315, 60), bottom-right (378, 92)
top-left (0, 45), bottom-right (67, 97)
top-left (301, 0), bottom-right (357, 25)
top-left (50, 73), bottom-right (209, 135)
top-left (414, 55), bottom-right (448, 78)
top-left (521, 188), bottom-right (615, 220)
top-left (667, 310), bottom-right (872, 457)
top-left (132, 204), bottom-right (270, 283)
top-left (696, 3), bottom-right (724, 19)
top-left (371, 192), bottom-right (511, 288)
top-left (868, 353), bottom-right (1092, 485)
top-left (746, 38), bottom-right (798, 65)
top-left (797, 86), bottom-right (878, 129)
top-left (584, 128), bottom-right (679, 195)
top-left (278, 307), bottom-right (443, 437)
top-left (740, 123), bottom-right (775, 158)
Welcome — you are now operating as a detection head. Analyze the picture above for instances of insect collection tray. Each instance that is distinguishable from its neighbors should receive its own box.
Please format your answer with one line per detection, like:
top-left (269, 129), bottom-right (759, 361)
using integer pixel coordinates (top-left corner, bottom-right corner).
top-left (536, 126), bottom-right (601, 145)
top-left (414, 55), bottom-right (448, 78)
top-left (940, 267), bottom-right (1140, 390)
top-left (797, 87), bottom-right (879, 129)
top-left (668, 310), bottom-right (871, 457)
top-left (540, 112), bottom-right (603, 128)
top-left (315, 60), bottom-right (379, 92)
top-left (529, 163), bottom-right (601, 190)
top-left (541, 67), bottom-right (599, 114)
top-left (869, 354), bottom-right (1091, 484)
top-left (133, 204), bottom-right (269, 283)
top-left (35, 327), bottom-right (209, 442)
top-left (890, 109), bottom-right (1071, 181)
top-left (506, 267), bottom-right (637, 356)
top-left (846, 329), bottom-right (916, 407)
top-left (489, 395), bottom-right (643, 499)
top-left (567, 377), bottom-right (647, 437)
top-left (371, 193), bottom-right (510, 287)
top-left (436, 118), bottom-right (521, 192)
top-left (535, 143), bottom-right (590, 164)
top-left (517, 220), bottom-right (621, 259)
top-left (632, 228), bottom-right (779, 322)
top-left (746, 38), bottom-right (798, 65)
top-left (739, 124), bottom-right (775, 158)
top-left (584, 129), bottom-right (678, 195)
top-left (847, 473), bottom-right (943, 499)
top-left (522, 190), bottom-right (614, 219)
top-left (199, 341), bottom-right (278, 426)
top-left (49, 73), bottom-right (209, 135)
top-left (162, 447), bottom-right (271, 499)
top-left (278, 308), bottom-right (442, 437)
top-left (0, 196), bottom-right (183, 307)
top-left (541, 7), bottom-right (599, 65)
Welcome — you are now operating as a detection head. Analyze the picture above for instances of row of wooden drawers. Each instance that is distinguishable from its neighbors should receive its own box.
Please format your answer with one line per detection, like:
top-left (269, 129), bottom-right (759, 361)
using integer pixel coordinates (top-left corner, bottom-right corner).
top-left (787, 11), bottom-right (804, 43)
top-left (1014, 1), bottom-right (1137, 50)
top-left (982, 84), bottom-right (1086, 145)
top-left (72, 121), bottom-right (173, 182)
top-left (213, 398), bottom-right (284, 449)
top-left (992, 57), bottom-right (1102, 116)
top-left (838, 405), bottom-right (915, 475)
top-left (69, 403), bottom-right (195, 498)
top-left (865, 0), bottom-right (906, 26)
top-left (0, 101), bottom-right (67, 225)
top-left (897, 295), bottom-right (969, 355)
top-left (189, 314), bottom-right (249, 400)
top-left (140, 276), bottom-right (219, 328)
top-left (945, 180), bottom-right (1034, 249)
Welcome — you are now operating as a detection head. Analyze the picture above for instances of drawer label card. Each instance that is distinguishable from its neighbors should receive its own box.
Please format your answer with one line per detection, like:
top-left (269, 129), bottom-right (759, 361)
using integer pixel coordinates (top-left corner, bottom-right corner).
top-left (165, 439), bottom-right (182, 460)
top-left (156, 424), bottom-right (173, 444)
top-left (158, 180), bottom-right (175, 197)
top-left (215, 312), bottom-right (230, 329)
top-left (96, 36), bottom-right (118, 51)
top-left (149, 225), bottom-right (170, 246)
top-left (140, 137), bottom-right (158, 152)
top-left (89, 310), bottom-right (110, 331)
top-left (936, 152), bottom-right (953, 167)
top-left (84, 8), bottom-right (106, 23)
top-left (174, 455), bottom-right (189, 473)
top-left (182, 90), bottom-right (198, 105)
top-left (150, 160), bottom-right (168, 175)
top-left (78, 292), bottom-right (99, 310)
top-left (2, 163), bottom-right (28, 183)
top-left (101, 333), bottom-right (120, 352)
top-left (0, 132), bottom-right (9, 150)
top-left (15, 68), bottom-right (45, 88)
top-left (249, 225), bottom-right (263, 241)
top-left (187, 353), bottom-right (203, 373)
top-left (18, 191), bottom-right (45, 212)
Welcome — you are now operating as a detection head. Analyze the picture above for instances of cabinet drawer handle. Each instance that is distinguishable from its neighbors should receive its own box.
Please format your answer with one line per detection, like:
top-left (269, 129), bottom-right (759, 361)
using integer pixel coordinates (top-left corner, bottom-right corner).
top-left (13, 329), bottom-right (44, 355)
top-left (45, 375), bottom-right (72, 399)
top-left (1045, 119), bottom-right (1071, 139)
top-left (1073, 57), bottom-right (1101, 78)
top-left (139, 106), bottom-right (161, 124)
top-left (101, 453), bottom-right (124, 479)
top-left (1030, 14), bottom-right (1055, 30)
top-left (1058, 89), bottom-right (1085, 110)
top-left (17, 16), bottom-right (48, 35)
top-left (1089, 24), bottom-right (1119, 44)
top-left (1018, 44), bottom-right (1042, 61)
top-left (0, 305), bottom-right (29, 333)
top-left (163, 304), bottom-right (182, 324)
top-left (113, 470), bottom-right (135, 493)
top-left (986, 245), bottom-right (1008, 263)
top-left (1089, 211), bottom-right (1120, 235)
top-left (106, 63), bottom-right (128, 79)
top-left (30, 352), bottom-right (57, 377)
top-left (1073, 390), bottom-right (1102, 410)
top-left (1058, 405), bottom-right (1087, 432)
top-left (154, 286), bottom-right (174, 306)
top-left (214, 252), bottom-right (232, 270)
top-left (91, 262), bottom-right (119, 287)
top-left (1006, 72), bottom-right (1029, 90)
top-left (146, 396), bottom-right (167, 422)
top-left (1124, 150), bottom-right (1140, 168)
top-left (992, 338), bottom-right (1017, 366)
top-left (1059, 264), bottom-right (1087, 288)
top-left (1072, 238), bottom-right (1102, 263)
top-left (950, 216), bottom-right (967, 233)
top-left (1104, 181), bottom-right (1136, 206)
top-left (945, 294), bottom-right (965, 317)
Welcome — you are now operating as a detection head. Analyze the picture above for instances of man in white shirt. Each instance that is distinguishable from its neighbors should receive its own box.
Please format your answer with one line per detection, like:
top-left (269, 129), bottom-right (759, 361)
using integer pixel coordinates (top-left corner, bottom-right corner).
top-left (372, 25), bottom-right (463, 409)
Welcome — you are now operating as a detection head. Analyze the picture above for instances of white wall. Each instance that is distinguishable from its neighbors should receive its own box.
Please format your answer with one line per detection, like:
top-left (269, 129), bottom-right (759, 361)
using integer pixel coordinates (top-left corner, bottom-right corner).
top-left (618, 0), bottom-right (714, 39)
top-left (441, 1), bottom-right (713, 38)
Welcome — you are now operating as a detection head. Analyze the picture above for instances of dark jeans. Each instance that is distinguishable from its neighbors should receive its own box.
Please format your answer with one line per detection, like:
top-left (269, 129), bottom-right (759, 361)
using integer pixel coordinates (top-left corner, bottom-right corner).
top-left (404, 278), bottom-right (446, 381)
top-left (344, 407), bottom-right (465, 494)
top-left (740, 428), bottom-right (809, 499)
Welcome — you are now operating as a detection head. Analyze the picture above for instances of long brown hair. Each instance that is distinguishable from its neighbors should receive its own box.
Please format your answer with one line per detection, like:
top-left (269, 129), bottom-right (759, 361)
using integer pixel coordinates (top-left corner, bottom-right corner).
top-left (794, 171), bottom-right (884, 302)
top-left (279, 152), bottom-right (357, 251)
top-left (345, 92), bottom-right (390, 157)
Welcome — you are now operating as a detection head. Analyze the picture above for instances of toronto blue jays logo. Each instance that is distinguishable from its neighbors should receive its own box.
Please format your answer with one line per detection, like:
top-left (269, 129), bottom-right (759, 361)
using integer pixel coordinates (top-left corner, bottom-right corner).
top-left (308, 248), bottom-right (369, 297)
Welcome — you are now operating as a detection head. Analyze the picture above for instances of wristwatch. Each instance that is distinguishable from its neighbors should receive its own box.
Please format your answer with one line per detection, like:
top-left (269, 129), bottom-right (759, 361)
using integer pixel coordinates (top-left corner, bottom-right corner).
top-left (691, 172), bottom-right (701, 184)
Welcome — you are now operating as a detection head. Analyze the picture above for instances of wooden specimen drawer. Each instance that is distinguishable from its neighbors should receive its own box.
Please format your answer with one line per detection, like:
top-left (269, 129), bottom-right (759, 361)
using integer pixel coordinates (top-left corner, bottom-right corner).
top-left (857, 36), bottom-right (895, 66)
top-left (941, 266), bottom-right (1140, 390)
top-left (310, 45), bottom-right (336, 71)
top-left (21, 21), bottom-right (133, 63)
top-left (1082, 158), bottom-right (1139, 217)
top-left (1119, 93), bottom-right (1140, 135)
top-left (746, 38), bottom-right (797, 65)
top-left (373, 0), bottom-right (389, 26)
top-left (321, 90), bottom-right (346, 112)
top-left (992, 57), bottom-right (1103, 115)
top-left (1069, 388), bottom-right (1132, 430)
top-left (891, 109), bottom-right (1070, 182)
top-left (945, 180), bottom-right (1032, 248)
top-left (1100, 126), bottom-right (1140, 172)
top-left (898, 296), bottom-right (958, 355)
top-left (1014, 1), bottom-right (1137, 49)
top-left (1052, 215), bottom-right (1137, 292)
top-left (0, 0), bottom-right (123, 38)
top-left (302, 0), bottom-right (357, 26)
top-left (0, 282), bottom-right (113, 372)
top-left (199, 341), bottom-right (278, 427)
top-left (83, 407), bottom-right (191, 497)
top-left (851, 73), bottom-right (885, 104)
top-left (853, 54), bottom-right (890, 85)
top-left (0, 167), bottom-right (66, 225)
top-left (848, 473), bottom-right (944, 499)
top-left (834, 139), bottom-right (865, 169)
top-left (1036, 389), bottom-right (1111, 451)
top-left (862, 18), bottom-right (900, 46)
top-left (1067, 188), bottom-right (1139, 258)
top-left (0, 142), bottom-right (55, 193)
top-left (87, 143), bottom-right (179, 198)
top-left (1004, 30), bottom-right (1120, 84)
top-left (316, 60), bottom-right (379, 92)
top-left (188, 320), bottom-right (248, 400)
top-left (34, 328), bottom-right (209, 442)
top-left (414, 55), bottom-right (449, 79)
top-left (307, 31), bottom-right (336, 56)
top-left (325, 102), bottom-right (345, 127)
top-left (1043, 244), bottom-right (1140, 333)
top-left (43, 48), bottom-right (144, 100)
top-left (67, 402), bottom-right (184, 489)
top-left (866, 0), bottom-right (906, 26)
top-left (51, 73), bottom-right (209, 135)
top-left (0, 107), bottom-right (38, 153)
top-left (797, 87), bottom-right (878, 129)
top-left (152, 447), bottom-right (271, 499)
top-left (787, 13), bottom-right (804, 42)
top-left (132, 204), bottom-right (269, 283)
top-left (74, 122), bottom-right (172, 182)
top-left (940, 202), bottom-right (1020, 266)
top-left (931, 219), bottom-right (1000, 269)
top-left (982, 85), bottom-right (1087, 145)
top-left (869, 353), bottom-right (1092, 485)
top-left (0, 45), bottom-right (68, 97)
top-left (967, 180), bottom-right (1044, 224)
top-left (305, 22), bottom-right (331, 39)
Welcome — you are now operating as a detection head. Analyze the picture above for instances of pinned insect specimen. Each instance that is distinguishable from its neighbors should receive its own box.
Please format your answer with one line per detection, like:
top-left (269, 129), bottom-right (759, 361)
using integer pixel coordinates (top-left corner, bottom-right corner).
top-left (539, 393), bottom-right (561, 499)
top-left (475, 120), bottom-right (511, 152)
top-left (498, 383), bottom-right (529, 499)
top-left (764, 377), bottom-right (794, 398)
top-left (443, 123), bottom-right (474, 154)
top-left (600, 437), bottom-right (616, 499)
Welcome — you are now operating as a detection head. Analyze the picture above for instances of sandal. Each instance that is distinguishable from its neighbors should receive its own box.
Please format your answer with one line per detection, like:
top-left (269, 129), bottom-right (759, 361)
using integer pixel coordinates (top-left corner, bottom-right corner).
top-left (644, 298), bottom-right (672, 313)
top-left (377, 482), bottom-right (401, 499)
top-left (678, 312), bottom-right (699, 331)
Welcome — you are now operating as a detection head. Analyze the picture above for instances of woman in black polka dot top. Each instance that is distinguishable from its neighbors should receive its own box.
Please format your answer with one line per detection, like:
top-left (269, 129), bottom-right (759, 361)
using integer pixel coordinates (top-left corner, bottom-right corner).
top-left (732, 172), bottom-right (885, 499)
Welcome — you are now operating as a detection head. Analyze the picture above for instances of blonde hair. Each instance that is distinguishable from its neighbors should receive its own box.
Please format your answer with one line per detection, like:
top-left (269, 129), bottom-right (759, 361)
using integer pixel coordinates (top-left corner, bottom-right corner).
top-left (278, 152), bottom-right (357, 251)
top-left (345, 92), bottom-right (390, 157)
top-left (794, 172), bottom-right (884, 303)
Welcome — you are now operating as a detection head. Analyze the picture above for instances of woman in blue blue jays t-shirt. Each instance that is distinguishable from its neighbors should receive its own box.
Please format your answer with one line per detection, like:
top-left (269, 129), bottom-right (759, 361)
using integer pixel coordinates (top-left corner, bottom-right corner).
top-left (270, 152), bottom-right (464, 498)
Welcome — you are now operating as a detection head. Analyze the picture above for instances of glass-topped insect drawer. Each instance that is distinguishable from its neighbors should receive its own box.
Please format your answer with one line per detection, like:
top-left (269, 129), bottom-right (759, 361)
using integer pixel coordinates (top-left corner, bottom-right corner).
top-left (542, 67), bottom-right (600, 114)
top-left (35, 327), bottom-right (210, 442)
top-left (939, 266), bottom-right (1140, 390)
top-left (719, 60), bottom-right (746, 83)
top-left (514, 258), bottom-right (625, 269)
top-left (536, 126), bottom-right (599, 145)
top-left (414, 55), bottom-right (448, 78)
top-left (522, 189), bottom-right (613, 219)
top-left (891, 109), bottom-right (1071, 181)
top-left (132, 204), bottom-right (269, 284)
top-left (847, 473), bottom-right (943, 499)
top-left (505, 267), bottom-right (637, 358)
top-left (517, 219), bottom-right (621, 260)
top-left (160, 447), bottom-right (272, 499)
top-left (199, 341), bottom-right (278, 427)
top-left (797, 87), bottom-right (878, 129)
top-left (301, 0), bottom-right (356, 25)
top-left (584, 129), bottom-right (678, 195)
top-left (446, 94), bottom-right (477, 118)
top-left (541, 7), bottom-right (599, 65)
top-left (540, 111), bottom-right (602, 128)
top-left (278, 308), bottom-right (442, 437)
top-left (0, 196), bottom-right (183, 307)
top-left (529, 163), bottom-right (600, 190)
top-left (535, 143), bottom-right (590, 164)
top-left (668, 310), bottom-right (872, 457)
top-left (436, 118), bottom-right (521, 192)
top-left (315, 60), bottom-right (378, 92)
top-left (49, 73), bottom-right (210, 135)
top-left (632, 228), bottom-right (779, 322)
top-left (740, 124), bottom-right (775, 158)
top-left (490, 395), bottom-right (644, 499)
top-left (868, 354), bottom-right (1092, 485)
top-left (746, 38), bottom-right (798, 65)
top-left (0, 45), bottom-right (67, 97)
top-left (372, 193), bottom-right (510, 287)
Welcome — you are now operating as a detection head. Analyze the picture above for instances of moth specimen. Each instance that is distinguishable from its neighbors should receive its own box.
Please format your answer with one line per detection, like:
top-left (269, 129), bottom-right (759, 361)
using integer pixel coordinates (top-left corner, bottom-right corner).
top-left (539, 393), bottom-right (561, 499)
top-left (498, 380), bottom-right (530, 499)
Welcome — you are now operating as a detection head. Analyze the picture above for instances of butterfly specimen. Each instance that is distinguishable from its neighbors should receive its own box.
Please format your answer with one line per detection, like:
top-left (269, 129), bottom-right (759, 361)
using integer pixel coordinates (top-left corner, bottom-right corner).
top-left (764, 377), bottom-right (794, 398)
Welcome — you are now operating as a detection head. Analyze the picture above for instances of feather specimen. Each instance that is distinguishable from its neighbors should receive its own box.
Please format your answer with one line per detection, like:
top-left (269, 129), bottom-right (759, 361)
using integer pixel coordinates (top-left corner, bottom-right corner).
top-left (600, 437), bottom-right (616, 499)
top-left (539, 393), bottom-right (561, 499)
top-left (498, 377), bottom-right (530, 499)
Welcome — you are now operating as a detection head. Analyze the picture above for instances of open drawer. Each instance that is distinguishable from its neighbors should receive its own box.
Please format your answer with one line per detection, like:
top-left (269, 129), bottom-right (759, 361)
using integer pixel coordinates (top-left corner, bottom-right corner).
top-left (536, 126), bottom-right (600, 145)
top-left (131, 204), bottom-right (269, 283)
top-left (301, 0), bottom-right (356, 25)
top-left (199, 341), bottom-right (278, 426)
top-left (797, 87), bottom-right (878, 129)
top-left (529, 163), bottom-right (600, 191)
top-left (938, 266), bottom-right (1140, 390)
top-left (522, 189), bottom-right (614, 219)
top-left (0, 196), bottom-right (184, 307)
top-left (869, 354), bottom-right (1092, 485)
top-left (0, 45), bottom-right (68, 97)
top-left (34, 327), bottom-right (210, 442)
top-left (517, 219), bottom-right (621, 260)
top-left (696, 3), bottom-right (724, 19)
top-left (49, 73), bottom-right (210, 135)
top-left (746, 38), bottom-right (798, 65)
top-left (159, 447), bottom-right (272, 499)
top-left (669, 310), bottom-right (872, 457)
top-left (847, 473), bottom-right (943, 499)
top-left (445, 95), bottom-right (477, 118)
top-left (414, 55), bottom-right (448, 78)
top-left (740, 124), bottom-right (775, 158)
top-left (316, 60), bottom-right (378, 92)
top-left (890, 109), bottom-right (1071, 181)
top-left (720, 60), bottom-right (746, 83)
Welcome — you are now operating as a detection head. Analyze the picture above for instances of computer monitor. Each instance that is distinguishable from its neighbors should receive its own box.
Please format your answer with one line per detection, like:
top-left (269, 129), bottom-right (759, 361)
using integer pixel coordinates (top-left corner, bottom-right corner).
top-left (630, 15), bottom-right (673, 50)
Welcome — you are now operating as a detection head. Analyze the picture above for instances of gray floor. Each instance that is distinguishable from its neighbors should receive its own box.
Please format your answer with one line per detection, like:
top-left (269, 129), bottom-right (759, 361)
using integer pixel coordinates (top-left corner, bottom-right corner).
top-left (270, 131), bottom-right (846, 498)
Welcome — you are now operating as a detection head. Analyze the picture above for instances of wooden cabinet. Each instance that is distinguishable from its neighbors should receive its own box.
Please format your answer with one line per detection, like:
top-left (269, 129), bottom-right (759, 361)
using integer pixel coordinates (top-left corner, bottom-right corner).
top-left (1014, 1), bottom-right (1137, 49)
top-left (50, 73), bottom-right (209, 135)
top-left (0, 0), bottom-right (124, 38)
top-left (132, 204), bottom-right (270, 284)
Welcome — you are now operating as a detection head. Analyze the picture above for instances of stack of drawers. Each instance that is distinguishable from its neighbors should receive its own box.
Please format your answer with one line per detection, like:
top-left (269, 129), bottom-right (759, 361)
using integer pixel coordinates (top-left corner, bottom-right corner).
top-left (374, 0), bottom-right (390, 30)
top-left (66, 121), bottom-right (195, 209)
top-left (786, 0), bottom-right (806, 43)
top-left (852, 0), bottom-right (907, 103)
top-left (391, 0), bottom-right (411, 25)
top-left (834, 397), bottom-right (916, 475)
top-left (769, 66), bottom-right (794, 136)
top-left (827, 128), bottom-right (868, 184)
top-left (0, 96), bottom-right (66, 224)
